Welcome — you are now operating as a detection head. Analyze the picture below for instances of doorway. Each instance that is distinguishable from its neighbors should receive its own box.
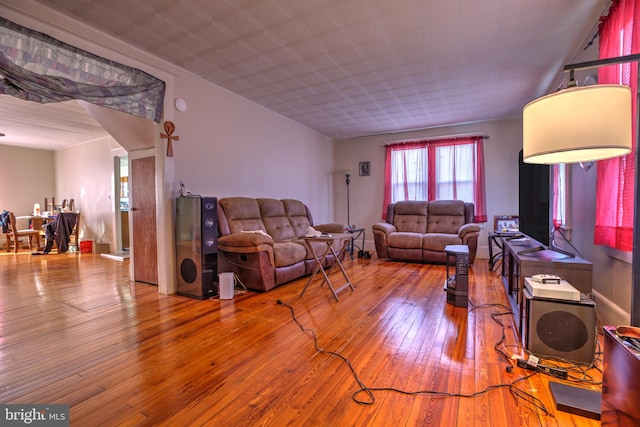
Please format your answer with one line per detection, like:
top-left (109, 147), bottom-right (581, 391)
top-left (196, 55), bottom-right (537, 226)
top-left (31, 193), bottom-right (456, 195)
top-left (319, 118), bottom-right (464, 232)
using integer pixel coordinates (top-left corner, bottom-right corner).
top-left (104, 155), bottom-right (131, 261)
top-left (118, 156), bottom-right (130, 251)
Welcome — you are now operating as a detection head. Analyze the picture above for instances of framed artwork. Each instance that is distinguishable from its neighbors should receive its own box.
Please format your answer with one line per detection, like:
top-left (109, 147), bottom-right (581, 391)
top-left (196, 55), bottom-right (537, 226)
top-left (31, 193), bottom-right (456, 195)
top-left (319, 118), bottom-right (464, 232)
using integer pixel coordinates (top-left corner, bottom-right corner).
top-left (494, 215), bottom-right (519, 232)
top-left (359, 161), bottom-right (370, 176)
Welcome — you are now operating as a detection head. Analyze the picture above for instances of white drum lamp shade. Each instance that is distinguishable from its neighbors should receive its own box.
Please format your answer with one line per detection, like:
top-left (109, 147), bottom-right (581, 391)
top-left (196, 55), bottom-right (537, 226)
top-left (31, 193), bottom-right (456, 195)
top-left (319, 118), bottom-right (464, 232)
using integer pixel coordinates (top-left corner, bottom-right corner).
top-left (523, 84), bottom-right (632, 164)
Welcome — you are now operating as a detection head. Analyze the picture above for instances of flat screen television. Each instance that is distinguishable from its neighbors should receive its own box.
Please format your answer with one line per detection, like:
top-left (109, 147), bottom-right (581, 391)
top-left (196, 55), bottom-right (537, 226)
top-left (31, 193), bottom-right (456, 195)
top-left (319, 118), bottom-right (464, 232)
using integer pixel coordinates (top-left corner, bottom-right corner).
top-left (518, 149), bottom-right (550, 246)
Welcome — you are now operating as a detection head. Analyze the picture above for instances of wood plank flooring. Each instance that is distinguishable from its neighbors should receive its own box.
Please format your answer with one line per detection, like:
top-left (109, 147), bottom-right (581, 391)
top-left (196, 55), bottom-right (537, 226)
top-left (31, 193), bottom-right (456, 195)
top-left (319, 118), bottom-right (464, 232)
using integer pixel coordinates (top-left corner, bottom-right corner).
top-left (0, 252), bottom-right (602, 426)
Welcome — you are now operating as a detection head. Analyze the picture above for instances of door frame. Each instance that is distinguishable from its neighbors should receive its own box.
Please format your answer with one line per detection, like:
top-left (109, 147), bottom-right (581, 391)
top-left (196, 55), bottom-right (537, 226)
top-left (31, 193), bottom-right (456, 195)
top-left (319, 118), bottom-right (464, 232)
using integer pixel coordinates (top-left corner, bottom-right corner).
top-left (114, 156), bottom-right (124, 252)
top-left (128, 144), bottom-right (176, 295)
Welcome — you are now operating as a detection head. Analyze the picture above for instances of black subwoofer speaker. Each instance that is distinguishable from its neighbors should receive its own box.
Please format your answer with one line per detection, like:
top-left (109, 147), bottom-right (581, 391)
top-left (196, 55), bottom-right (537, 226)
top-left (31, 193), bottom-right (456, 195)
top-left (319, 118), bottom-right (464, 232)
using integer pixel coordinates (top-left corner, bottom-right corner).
top-left (175, 196), bottom-right (218, 299)
top-left (524, 291), bottom-right (596, 364)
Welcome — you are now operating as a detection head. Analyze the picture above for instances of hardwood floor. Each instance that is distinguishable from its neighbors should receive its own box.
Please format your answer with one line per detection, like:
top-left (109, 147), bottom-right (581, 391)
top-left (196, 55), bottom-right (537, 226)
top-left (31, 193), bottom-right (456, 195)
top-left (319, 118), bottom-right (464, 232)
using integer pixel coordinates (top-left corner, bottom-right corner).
top-left (0, 252), bottom-right (602, 426)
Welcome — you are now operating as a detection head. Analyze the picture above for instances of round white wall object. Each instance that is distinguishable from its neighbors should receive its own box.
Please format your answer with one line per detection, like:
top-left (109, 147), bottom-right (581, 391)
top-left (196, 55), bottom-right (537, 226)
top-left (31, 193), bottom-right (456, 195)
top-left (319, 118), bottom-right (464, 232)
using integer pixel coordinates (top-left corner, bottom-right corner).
top-left (174, 98), bottom-right (187, 112)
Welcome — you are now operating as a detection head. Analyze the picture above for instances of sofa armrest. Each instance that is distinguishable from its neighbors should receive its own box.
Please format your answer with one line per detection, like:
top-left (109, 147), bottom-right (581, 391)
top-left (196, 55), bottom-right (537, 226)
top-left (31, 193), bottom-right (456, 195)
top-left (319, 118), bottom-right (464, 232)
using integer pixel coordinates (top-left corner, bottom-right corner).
top-left (458, 223), bottom-right (481, 240)
top-left (372, 222), bottom-right (397, 259)
top-left (217, 232), bottom-right (275, 266)
top-left (217, 232), bottom-right (274, 249)
top-left (372, 222), bottom-right (396, 236)
top-left (314, 223), bottom-right (349, 234)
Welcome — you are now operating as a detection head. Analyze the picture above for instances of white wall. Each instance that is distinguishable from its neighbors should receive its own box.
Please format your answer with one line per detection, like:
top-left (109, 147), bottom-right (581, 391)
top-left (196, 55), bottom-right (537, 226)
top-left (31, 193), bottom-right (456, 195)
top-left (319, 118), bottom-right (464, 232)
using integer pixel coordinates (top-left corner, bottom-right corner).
top-left (173, 73), bottom-right (335, 223)
top-left (0, 145), bottom-right (55, 217)
top-left (54, 136), bottom-right (120, 248)
top-left (333, 118), bottom-right (523, 255)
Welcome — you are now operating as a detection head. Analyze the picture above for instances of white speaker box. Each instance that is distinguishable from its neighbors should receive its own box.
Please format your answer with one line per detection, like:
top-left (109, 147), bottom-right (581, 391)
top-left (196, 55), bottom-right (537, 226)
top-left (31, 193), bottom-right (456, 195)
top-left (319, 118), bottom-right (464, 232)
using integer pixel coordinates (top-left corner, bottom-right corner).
top-left (219, 272), bottom-right (235, 300)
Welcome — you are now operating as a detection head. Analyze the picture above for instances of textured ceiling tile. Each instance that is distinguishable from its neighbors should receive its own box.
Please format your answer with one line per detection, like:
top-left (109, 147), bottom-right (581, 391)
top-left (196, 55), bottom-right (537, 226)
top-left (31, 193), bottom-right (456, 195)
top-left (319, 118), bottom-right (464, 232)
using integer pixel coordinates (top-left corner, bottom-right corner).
top-left (5, 0), bottom-right (610, 144)
top-left (194, 22), bottom-right (238, 51)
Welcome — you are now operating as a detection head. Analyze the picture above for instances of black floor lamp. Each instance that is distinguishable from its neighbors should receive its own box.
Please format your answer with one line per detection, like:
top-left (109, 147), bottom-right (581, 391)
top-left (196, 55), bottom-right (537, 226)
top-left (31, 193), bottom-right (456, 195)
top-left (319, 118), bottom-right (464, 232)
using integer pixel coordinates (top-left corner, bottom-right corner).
top-left (342, 169), bottom-right (352, 227)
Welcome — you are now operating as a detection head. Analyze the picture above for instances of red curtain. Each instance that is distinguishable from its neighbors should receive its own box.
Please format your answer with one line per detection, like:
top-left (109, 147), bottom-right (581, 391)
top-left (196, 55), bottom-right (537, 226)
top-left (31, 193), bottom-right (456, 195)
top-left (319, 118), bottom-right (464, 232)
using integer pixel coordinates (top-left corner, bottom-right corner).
top-left (382, 136), bottom-right (487, 222)
top-left (552, 164), bottom-right (565, 230)
top-left (382, 141), bottom-right (428, 218)
top-left (594, 0), bottom-right (640, 251)
top-left (473, 138), bottom-right (488, 223)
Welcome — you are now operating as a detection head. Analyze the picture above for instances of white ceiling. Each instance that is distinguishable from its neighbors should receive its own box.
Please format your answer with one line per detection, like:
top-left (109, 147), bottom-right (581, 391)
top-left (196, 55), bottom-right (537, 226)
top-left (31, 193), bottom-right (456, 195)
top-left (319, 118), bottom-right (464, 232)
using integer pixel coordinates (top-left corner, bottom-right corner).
top-left (1, 0), bottom-right (608, 149)
top-left (0, 96), bottom-right (110, 150)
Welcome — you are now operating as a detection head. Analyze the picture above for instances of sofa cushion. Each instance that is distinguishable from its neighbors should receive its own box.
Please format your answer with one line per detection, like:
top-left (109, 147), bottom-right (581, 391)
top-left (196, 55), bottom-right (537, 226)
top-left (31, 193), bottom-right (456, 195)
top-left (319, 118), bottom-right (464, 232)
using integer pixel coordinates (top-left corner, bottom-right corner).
top-left (426, 200), bottom-right (465, 234)
top-left (272, 241), bottom-right (307, 267)
top-left (422, 233), bottom-right (462, 252)
top-left (392, 201), bottom-right (428, 233)
top-left (218, 197), bottom-right (266, 234)
top-left (387, 232), bottom-right (424, 249)
top-left (282, 199), bottom-right (313, 238)
top-left (258, 199), bottom-right (297, 241)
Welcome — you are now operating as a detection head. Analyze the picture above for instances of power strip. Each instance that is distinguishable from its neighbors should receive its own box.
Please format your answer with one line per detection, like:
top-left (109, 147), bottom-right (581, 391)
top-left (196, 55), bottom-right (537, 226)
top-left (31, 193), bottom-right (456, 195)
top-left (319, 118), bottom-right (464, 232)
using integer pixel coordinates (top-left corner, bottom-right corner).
top-left (516, 358), bottom-right (568, 379)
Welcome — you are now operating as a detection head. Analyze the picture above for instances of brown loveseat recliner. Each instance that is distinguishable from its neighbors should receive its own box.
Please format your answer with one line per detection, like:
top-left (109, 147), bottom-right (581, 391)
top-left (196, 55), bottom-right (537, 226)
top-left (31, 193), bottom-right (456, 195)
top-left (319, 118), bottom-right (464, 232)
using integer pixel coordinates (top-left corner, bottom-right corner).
top-left (372, 200), bottom-right (481, 264)
top-left (216, 197), bottom-right (348, 291)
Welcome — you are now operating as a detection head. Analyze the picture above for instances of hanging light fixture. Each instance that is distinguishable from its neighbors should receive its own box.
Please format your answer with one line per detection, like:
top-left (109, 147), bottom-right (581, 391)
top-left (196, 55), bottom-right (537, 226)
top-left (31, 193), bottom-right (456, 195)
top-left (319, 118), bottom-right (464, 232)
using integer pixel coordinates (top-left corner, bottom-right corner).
top-left (523, 83), bottom-right (632, 164)
top-left (522, 53), bottom-right (640, 327)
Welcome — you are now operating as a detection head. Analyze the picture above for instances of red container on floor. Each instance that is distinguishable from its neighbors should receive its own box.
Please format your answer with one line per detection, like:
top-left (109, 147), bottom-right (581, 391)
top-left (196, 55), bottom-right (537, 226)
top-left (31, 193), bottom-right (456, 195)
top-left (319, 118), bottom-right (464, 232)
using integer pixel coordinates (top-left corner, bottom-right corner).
top-left (80, 240), bottom-right (93, 253)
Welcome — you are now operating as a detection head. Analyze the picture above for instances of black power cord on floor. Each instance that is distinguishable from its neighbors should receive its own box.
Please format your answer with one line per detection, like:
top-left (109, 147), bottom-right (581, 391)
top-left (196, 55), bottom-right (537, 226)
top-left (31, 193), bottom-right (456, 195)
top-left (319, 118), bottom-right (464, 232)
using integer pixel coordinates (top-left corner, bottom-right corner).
top-left (276, 299), bottom-right (550, 415)
top-left (469, 299), bottom-right (603, 388)
top-left (468, 300), bottom-right (514, 362)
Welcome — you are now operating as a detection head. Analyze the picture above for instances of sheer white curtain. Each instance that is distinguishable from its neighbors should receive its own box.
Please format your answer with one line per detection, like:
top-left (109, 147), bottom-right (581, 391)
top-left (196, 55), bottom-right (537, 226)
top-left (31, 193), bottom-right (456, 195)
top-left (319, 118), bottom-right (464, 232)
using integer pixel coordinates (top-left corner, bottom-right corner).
top-left (434, 144), bottom-right (474, 201)
top-left (389, 147), bottom-right (428, 202)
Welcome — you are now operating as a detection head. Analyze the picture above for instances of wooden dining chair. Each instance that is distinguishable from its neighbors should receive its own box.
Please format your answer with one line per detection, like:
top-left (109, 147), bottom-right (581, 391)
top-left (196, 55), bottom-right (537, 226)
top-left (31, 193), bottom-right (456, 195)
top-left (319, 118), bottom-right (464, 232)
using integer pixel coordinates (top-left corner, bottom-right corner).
top-left (44, 197), bottom-right (53, 213)
top-left (5, 212), bottom-right (41, 253)
top-left (68, 211), bottom-right (80, 251)
top-left (44, 197), bottom-right (75, 213)
top-left (44, 212), bottom-right (80, 253)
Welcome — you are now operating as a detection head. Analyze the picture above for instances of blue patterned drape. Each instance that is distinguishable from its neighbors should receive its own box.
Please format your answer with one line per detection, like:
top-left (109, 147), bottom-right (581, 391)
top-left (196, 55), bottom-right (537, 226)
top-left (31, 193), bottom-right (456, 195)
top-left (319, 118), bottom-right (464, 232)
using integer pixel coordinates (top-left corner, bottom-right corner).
top-left (0, 17), bottom-right (165, 123)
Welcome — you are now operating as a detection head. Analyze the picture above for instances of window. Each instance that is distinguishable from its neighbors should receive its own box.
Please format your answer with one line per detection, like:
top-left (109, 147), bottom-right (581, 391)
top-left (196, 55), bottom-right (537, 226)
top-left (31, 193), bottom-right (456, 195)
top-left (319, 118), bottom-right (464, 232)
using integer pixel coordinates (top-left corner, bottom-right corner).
top-left (388, 145), bottom-right (428, 201)
top-left (594, 0), bottom-right (638, 252)
top-left (383, 136), bottom-right (487, 222)
top-left (552, 163), bottom-right (568, 230)
top-left (433, 143), bottom-right (475, 201)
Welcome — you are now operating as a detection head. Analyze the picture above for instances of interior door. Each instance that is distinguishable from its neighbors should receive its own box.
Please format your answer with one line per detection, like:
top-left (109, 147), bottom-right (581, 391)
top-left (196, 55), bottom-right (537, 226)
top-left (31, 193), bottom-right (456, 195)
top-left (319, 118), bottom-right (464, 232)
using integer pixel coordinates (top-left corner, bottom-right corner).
top-left (130, 156), bottom-right (158, 284)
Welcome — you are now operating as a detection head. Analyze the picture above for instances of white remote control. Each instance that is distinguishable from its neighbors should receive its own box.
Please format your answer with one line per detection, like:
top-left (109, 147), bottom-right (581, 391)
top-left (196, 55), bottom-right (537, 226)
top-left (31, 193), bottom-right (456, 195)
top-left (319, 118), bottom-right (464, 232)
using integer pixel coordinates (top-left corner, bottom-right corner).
top-left (531, 274), bottom-right (561, 284)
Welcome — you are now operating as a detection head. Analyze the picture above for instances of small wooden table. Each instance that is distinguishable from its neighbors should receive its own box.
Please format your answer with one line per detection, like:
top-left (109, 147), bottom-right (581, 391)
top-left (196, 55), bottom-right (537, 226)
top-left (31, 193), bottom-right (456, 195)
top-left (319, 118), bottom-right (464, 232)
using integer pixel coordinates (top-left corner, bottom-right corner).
top-left (346, 227), bottom-right (365, 258)
top-left (300, 233), bottom-right (355, 301)
top-left (487, 231), bottom-right (518, 271)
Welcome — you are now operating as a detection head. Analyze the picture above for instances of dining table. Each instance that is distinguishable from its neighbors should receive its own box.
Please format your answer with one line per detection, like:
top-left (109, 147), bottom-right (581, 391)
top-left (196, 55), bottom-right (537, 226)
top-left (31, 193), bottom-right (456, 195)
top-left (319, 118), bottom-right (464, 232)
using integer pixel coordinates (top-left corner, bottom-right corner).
top-left (16, 214), bottom-right (56, 229)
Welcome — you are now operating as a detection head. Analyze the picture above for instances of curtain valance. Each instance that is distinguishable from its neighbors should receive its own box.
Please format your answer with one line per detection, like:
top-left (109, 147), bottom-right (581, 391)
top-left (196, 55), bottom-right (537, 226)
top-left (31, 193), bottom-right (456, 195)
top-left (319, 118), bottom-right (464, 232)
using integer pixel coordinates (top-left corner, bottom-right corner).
top-left (0, 17), bottom-right (165, 123)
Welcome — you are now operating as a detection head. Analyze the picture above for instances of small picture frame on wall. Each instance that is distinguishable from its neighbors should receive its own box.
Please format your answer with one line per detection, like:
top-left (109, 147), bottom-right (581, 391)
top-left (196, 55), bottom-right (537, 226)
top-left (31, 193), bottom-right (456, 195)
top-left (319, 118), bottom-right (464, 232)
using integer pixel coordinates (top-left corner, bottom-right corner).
top-left (494, 215), bottom-right (519, 232)
top-left (359, 161), bottom-right (370, 176)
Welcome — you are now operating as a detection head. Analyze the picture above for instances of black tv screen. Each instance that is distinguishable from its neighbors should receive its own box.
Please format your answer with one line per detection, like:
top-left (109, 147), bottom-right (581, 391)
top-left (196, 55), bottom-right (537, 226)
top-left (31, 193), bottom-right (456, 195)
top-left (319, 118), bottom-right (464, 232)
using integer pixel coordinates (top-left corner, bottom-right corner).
top-left (518, 149), bottom-right (550, 246)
